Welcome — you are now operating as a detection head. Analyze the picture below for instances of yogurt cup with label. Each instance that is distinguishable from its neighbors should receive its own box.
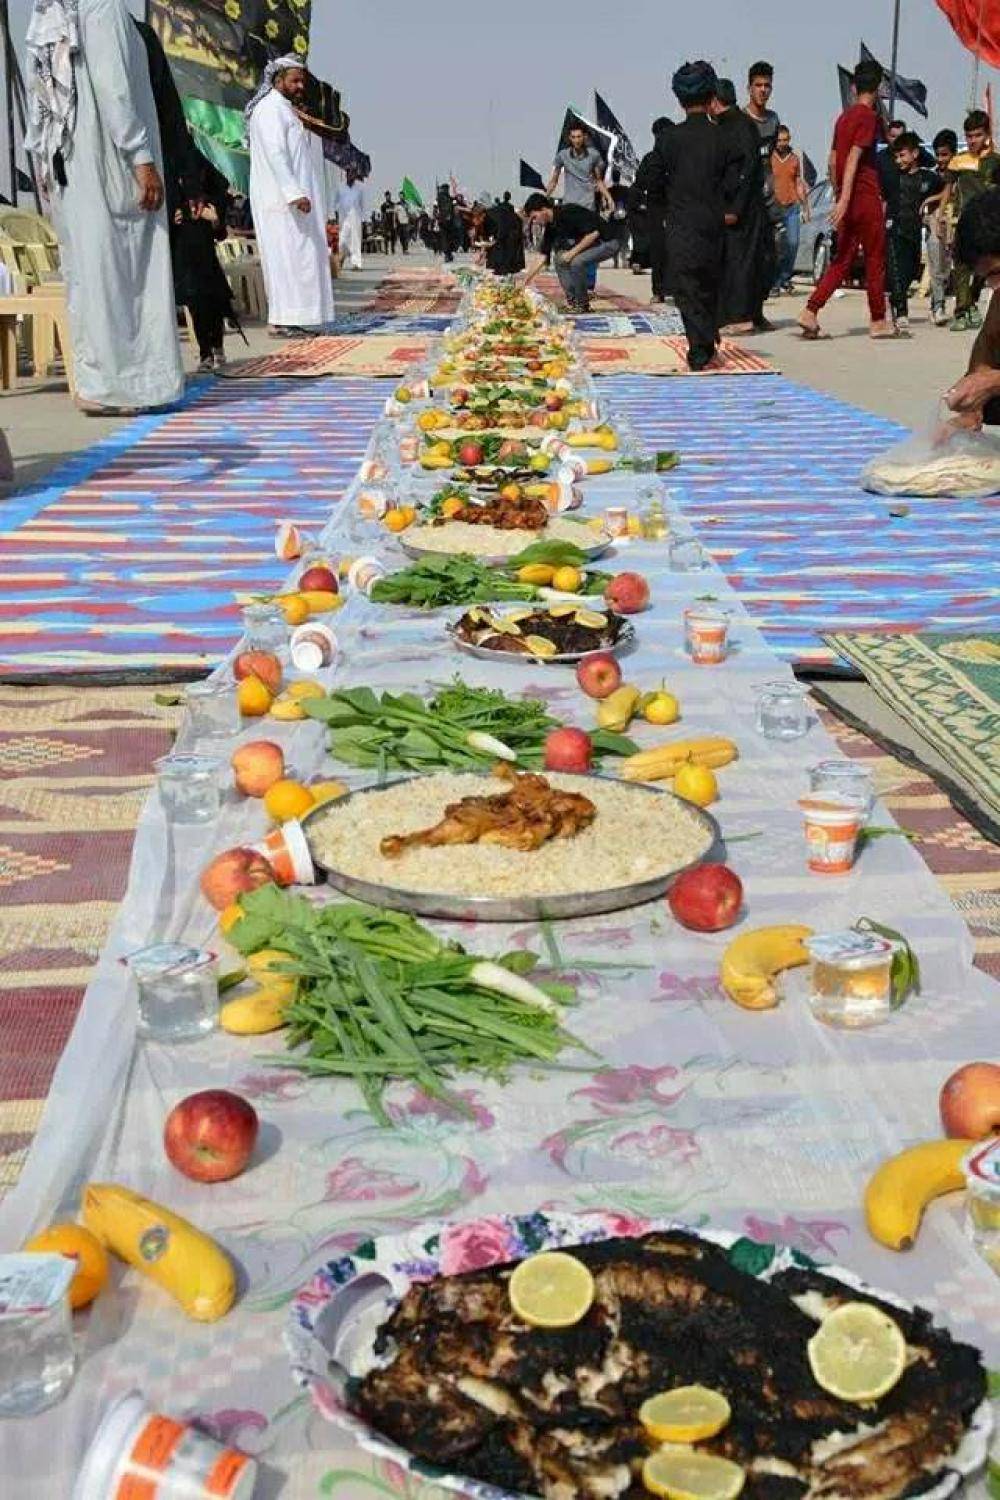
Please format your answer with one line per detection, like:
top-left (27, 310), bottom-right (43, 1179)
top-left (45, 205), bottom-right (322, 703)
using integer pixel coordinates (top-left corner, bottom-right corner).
top-left (798, 794), bottom-right (865, 875)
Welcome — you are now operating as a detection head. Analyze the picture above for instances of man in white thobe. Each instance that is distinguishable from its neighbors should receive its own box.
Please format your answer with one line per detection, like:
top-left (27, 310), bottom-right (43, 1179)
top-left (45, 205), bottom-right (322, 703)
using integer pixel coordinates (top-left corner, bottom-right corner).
top-left (337, 171), bottom-right (365, 270)
top-left (246, 56), bottom-right (334, 335)
top-left (25, 0), bottom-right (184, 412)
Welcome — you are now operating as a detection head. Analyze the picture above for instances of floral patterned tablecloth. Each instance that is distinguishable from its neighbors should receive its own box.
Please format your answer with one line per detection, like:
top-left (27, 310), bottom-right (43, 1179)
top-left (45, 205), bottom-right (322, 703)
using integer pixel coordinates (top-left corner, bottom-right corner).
top-left (1, 433), bottom-right (997, 1500)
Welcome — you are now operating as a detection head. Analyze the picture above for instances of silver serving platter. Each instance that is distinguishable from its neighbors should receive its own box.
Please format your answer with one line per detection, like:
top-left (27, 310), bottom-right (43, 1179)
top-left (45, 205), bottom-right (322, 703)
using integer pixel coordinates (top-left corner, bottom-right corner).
top-left (301, 773), bottom-right (719, 922)
top-left (447, 615), bottom-right (635, 665)
top-left (401, 526), bottom-right (611, 569)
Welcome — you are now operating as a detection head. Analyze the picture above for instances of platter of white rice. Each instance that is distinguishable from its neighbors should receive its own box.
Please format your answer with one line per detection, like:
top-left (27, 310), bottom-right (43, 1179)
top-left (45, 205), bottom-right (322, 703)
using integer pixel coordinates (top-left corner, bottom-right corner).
top-left (303, 771), bottom-right (717, 921)
top-left (401, 517), bottom-right (610, 564)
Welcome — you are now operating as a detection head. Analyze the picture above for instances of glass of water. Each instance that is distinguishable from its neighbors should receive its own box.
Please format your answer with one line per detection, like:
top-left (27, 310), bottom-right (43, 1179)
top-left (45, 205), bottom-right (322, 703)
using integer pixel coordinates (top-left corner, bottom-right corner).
top-left (240, 602), bottom-right (287, 653)
top-left (184, 680), bottom-right (241, 741)
top-left (0, 1256), bottom-right (76, 1418)
top-left (809, 758), bottom-right (876, 816)
top-left (669, 536), bottom-right (709, 572)
top-left (755, 680), bottom-right (811, 740)
top-left (155, 754), bottom-right (222, 825)
top-left (125, 943), bottom-right (219, 1042)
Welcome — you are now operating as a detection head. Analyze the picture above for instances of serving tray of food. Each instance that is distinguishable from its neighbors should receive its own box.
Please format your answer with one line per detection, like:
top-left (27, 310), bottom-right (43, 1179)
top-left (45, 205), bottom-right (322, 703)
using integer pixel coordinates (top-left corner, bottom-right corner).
top-left (286, 1209), bottom-right (993, 1500)
top-left (402, 507), bottom-right (610, 566)
top-left (448, 604), bottom-right (632, 663)
top-left (302, 768), bottom-right (717, 921)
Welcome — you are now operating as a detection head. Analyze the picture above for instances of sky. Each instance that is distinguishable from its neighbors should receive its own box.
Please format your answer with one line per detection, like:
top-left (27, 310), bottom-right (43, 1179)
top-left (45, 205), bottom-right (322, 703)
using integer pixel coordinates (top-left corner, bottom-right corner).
top-left (6, 0), bottom-right (999, 203)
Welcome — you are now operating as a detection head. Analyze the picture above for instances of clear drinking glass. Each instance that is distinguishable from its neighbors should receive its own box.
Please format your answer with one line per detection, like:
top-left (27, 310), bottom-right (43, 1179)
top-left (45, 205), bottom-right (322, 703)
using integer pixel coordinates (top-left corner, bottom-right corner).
top-left (125, 944), bottom-right (219, 1042)
top-left (184, 680), bottom-right (241, 741)
top-left (0, 1256), bottom-right (76, 1418)
top-left (240, 603), bottom-right (287, 653)
top-left (154, 755), bottom-right (222, 824)
top-left (669, 536), bottom-right (708, 572)
top-left (809, 759), bottom-right (876, 817)
top-left (755, 681), bottom-right (811, 740)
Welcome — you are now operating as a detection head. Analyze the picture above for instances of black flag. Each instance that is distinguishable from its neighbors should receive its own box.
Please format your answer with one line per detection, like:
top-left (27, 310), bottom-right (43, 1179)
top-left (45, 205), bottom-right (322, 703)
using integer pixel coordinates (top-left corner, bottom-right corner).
top-left (838, 64), bottom-right (855, 112)
top-left (802, 151), bottom-right (818, 189)
top-left (859, 40), bottom-right (928, 118)
top-left (519, 159), bottom-right (546, 190)
top-left (594, 90), bottom-right (639, 182)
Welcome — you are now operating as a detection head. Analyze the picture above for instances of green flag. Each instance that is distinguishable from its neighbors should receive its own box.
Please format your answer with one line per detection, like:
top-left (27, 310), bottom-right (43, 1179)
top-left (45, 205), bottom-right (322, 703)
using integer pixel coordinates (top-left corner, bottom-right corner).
top-left (400, 177), bottom-right (424, 208)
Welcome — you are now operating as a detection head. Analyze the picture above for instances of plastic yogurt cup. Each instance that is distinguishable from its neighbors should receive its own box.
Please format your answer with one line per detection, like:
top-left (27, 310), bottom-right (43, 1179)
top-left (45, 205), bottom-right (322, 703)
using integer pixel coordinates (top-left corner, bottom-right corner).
top-left (252, 819), bottom-right (315, 888)
top-left (290, 621), bottom-right (337, 672)
top-left (347, 555), bottom-right (386, 596)
top-left (686, 610), bottom-right (729, 665)
top-left (798, 794), bottom-right (865, 874)
top-left (805, 929), bottom-right (897, 1028)
top-left (963, 1138), bottom-right (1000, 1275)
top-left (73, 1391), bottom-right (257, 1500)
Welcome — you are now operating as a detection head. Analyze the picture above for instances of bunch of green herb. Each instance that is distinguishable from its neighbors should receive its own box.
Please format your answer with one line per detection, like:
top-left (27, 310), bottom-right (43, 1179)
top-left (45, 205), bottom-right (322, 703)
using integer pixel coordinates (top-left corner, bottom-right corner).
top-left (369, 551), bottom-right (612, 610)
top-left (227, 889), bottom-right (588, 1124)
top-left (303, 678), bottom-right (637, 771)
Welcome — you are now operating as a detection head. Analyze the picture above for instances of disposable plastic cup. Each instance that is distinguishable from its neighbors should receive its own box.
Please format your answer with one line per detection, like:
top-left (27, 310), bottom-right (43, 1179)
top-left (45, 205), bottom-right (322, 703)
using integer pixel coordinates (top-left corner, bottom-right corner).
top-left (687, 610), bottom-right (729, 665)
top-left (252, 819), bottom-right (315, 887)
top-left (798, 795), bottom-right (864, 875)
top-left (290, 621), bottom-right (337, 672)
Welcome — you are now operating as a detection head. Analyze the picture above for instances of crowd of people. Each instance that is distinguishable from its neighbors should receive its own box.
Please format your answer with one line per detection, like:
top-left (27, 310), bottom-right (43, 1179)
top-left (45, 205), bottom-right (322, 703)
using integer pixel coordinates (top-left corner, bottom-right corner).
top-left (21, 0), bottom-right (1000, 432)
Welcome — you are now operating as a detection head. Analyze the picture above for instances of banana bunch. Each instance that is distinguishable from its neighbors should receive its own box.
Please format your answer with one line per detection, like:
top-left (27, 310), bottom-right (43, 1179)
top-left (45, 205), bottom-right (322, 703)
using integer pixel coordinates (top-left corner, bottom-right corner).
top-left (83, 1184), bottom-right (235, 1322)
top-left (720, 925), bottom-right (813, 1009)
top-left (621, 737), bottom-right (738, 783)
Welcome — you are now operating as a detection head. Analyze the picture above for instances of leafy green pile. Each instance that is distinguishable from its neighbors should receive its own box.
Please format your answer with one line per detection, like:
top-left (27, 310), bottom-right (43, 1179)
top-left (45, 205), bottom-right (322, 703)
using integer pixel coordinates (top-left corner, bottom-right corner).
top-left (369, 549), bottom-right (612, 609)
top-left (227, 889), bottom-right (586, 1123)
top-left (303, 677), bottom-right (637, 771)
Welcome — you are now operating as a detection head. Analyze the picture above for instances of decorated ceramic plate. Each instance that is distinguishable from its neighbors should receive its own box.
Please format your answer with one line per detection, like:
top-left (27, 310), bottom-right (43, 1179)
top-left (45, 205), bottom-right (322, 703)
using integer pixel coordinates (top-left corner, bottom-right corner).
top-left (286, 1210), bottom-right (993, 1500)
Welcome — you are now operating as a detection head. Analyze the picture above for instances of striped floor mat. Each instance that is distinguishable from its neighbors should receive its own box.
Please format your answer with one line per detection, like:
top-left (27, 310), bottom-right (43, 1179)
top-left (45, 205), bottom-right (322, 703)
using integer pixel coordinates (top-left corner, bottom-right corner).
top-left (614, 376), bottom-right (1000, 667)
top-left (0, 378), bottom-right (384, 680)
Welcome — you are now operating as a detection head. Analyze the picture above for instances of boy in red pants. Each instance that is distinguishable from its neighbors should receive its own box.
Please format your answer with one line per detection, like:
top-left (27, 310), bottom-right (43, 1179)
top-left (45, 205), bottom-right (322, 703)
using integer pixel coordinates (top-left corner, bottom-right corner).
top-left (798, 58), bottom-right (893, 339)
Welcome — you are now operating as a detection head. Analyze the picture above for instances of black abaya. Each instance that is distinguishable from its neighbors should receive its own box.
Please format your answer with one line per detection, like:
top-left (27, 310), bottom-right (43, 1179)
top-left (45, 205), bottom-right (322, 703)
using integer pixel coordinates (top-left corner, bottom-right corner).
top-left (715, 107), bottom-right (775, 327)
top-left (636, 114), bottom-right (726, 368)
top-left (486, 203), bottom-right (526, 273)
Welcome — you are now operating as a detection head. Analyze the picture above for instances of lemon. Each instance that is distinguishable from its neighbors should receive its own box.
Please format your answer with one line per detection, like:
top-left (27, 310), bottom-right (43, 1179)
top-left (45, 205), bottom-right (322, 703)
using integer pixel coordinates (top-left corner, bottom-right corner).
top-left (529, 452), bottom-right (550, 472)
top-left (548, 602), bottom-right (579, 617)
top-left (286, 679), bottom-right (325, 701)
top-left (551, 566), bottom-right (582, 593)
top-left (674, 763), bottom-right (718, 808)
top-left (24, 1223), bottom-right (109, 1310)
top-left (524, 634), bottom-right (558, 658)
top-left (642, 1446), bottom-right (745, 1500)
top-left (639, 1387), bottom-right (731, 1444)
top-left (806, 1301), bottom-right (907, 1403)
top-left (574, 609), bottom-right (608, 629)
top-left (237, 675), bottom-right (273, 717)
top-left (263, 778), bottom-right (316, 824)
top-left (644, 691), bottom-right (680, 726)
top-left (508, 1251), bottom-right (594, 1328)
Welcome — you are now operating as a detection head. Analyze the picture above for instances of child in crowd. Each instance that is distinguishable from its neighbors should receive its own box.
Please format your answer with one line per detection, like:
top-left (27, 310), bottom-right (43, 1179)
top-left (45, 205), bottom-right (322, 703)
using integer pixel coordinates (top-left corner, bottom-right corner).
top-left (885, 131), bottom-right (939, 333)
top-left (924, 129), bottom-right (958, 326)
top-left (940, 110), bottom-right (1000, 331)
top-left (172, 183), bottom-right (235, 372)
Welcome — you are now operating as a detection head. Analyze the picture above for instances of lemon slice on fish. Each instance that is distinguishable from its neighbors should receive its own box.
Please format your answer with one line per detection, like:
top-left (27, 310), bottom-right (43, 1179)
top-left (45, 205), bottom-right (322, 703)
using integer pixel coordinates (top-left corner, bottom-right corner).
top-left (492, 619), bottom-right (523, 637)
top-left (547, 602), bottom-right (579, 617)
top-left (639, 1386), bottom-right (731, 1444)
top-left (508, 1251), bottom-right (594, 1328)
top-left (807, 1301), bottom-right (907, 1403)
top-left (523, 634), bottom-right (558, 657)
top-left (504, 608), bottom-right (535, 624)
top-left (574, 609), bottom-right (608, 629)
top-left (642, 1447), bottom-right (745, 1500)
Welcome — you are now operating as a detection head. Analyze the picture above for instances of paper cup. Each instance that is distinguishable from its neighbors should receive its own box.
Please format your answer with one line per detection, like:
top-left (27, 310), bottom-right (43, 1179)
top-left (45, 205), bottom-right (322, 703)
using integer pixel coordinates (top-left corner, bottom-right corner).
top-left (604, 506), bottom-right (629, 538)
top-left (359, 458), bottom-right (389, 482)
top-left (347, 555), bottom-right (386, 596)
top-left (687, 610), bottom-right (729, 665)
top-left (290, 621), bottom-right (337, 672)
top-left (798, 795), bottom-right (864, 875)
top-left (398, 435), bottom-right (419, 464)
top-left (252, 819), bottom-right (315, 887)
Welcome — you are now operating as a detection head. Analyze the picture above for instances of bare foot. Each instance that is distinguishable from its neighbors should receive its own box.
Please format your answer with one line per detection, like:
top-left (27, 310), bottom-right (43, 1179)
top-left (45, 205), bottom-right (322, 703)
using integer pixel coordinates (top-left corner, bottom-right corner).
top-left (798, 309), bottom-right (823, 339)
top-left (720, 321), bottom-right (754, 336)
top-left (869, 321), bottom-right (896, 339)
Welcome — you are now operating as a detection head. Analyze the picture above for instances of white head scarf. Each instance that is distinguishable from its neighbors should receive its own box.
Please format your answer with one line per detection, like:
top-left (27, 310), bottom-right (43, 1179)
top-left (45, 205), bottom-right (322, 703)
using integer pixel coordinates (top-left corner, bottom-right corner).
top-left (244, 54), bottom-right (307, 125)
top-left (24, 0), bottom-right (81, 188)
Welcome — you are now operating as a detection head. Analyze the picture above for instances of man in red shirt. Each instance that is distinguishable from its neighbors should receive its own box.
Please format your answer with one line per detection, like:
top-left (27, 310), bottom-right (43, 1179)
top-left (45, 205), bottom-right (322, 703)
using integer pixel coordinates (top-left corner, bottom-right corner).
top-left (798, 58), bottom-right (892, 339)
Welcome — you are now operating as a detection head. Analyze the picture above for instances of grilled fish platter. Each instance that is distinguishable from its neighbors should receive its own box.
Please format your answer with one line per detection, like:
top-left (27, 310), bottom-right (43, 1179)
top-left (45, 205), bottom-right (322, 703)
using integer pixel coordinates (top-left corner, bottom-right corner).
top-left (287, 1214), bottom-right (991, 1500)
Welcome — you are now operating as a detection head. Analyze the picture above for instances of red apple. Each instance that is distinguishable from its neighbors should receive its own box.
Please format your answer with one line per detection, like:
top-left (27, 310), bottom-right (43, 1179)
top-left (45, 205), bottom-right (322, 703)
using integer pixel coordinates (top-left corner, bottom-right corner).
top-left (233, 649), bottom-right (282, 694)
top-left (451, 387), bottom-right (469, 407)
top-left (939, 1062), bottom-right (1000, 1139)
top-left (200, 847), bottom-right (273, 910)
top-left (544, 727), bottom-right (593, 773)
top-left (231, 739), bottom-right (284, 796)
top-left (164, 1089), bottom-right (259, 1183)
top-left (576, 652), bottom-right (622, 700)
top-left (668, 863), bottom-right (743, 932)
top-left (604, 572), bottom-right (651, 615)
top-left (458, 440), bottom-right (485, 467)
top-left (298, 564), bottom-right (338, 594)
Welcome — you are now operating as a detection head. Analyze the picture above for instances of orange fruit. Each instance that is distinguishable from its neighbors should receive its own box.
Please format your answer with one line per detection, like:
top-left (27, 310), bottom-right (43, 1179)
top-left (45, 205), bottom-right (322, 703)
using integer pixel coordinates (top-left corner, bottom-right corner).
top-left (24, 1223), bottom-right (109, 1310)
top-left (275, 593), bottom-right (310, 626)
top-left (237, 675), bottom-right (273, 717)
top-left (441, 496), bottom-right (465, 519)
top-left (383, 508), bottom-right (412, 533)
top-left (674, 763), bottom-right (719, 808)
top-left (219, 902), bottom-right (244, 935)
top-left (263, 778), bottom-right (316, 823)
top-left (310, 779), bottom-right (348, 806)
top-left (285, 679), bottom-right (325, 701)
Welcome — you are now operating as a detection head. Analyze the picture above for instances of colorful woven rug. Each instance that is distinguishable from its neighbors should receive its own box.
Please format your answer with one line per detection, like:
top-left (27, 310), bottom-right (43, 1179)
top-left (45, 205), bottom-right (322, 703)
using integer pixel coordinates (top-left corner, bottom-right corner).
top-left (817, 701), bottom-right (1000, 980)
top-left (220, 335), bottom-right (430, 379)
top-left (0, 685), bottom-right (178, 1198)
top-left (365, 268), bottom-right (461, 314)
top-left (822, 631), bottom-right (1000, 839)
top-left (0, 378), bottom-right (383, 681)
top-left (534, 271), bottom-right (647, 311)
top-left (585, 335), bottom-right (776, 376)
top-left (613, 375), bottom-right (1000, 666)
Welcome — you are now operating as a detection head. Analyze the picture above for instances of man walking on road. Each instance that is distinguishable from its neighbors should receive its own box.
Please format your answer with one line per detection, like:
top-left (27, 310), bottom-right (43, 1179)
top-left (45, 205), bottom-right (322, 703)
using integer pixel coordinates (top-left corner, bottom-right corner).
top-left (337, 170), bottom-right (365, 270)
top-left (798, 58), bottom-right (891, 340)
top-left (547, 124), bottom-right (615, 212)
top-left (380, 191), bottom-right (397, 253)
top-left (395, 197), bottom-right (411, 253)
top-left (713, 78), bottom-right (774, 334)
top-left (745, 61), bottom-right (780, 168)
top-left (246, 55), bottom-right (334, 335)
top-left (771, 124), bottom-right (809, 292)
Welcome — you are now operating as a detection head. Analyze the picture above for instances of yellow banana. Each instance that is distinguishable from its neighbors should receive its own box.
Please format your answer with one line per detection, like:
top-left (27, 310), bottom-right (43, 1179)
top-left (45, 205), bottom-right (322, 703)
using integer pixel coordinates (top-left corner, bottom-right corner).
top-left (297, 590), bottom-right (342, 614)
top-left (720, 925), bottom-right (813, 1009)
top-left (621, 737), bottom-right (739, 782)
top-left (517, 563), bottom-right (556, 585)
top-left (864, 1139), bottom-right (976, 1251)
top-left (268, 693), bottom-right (306, 721)
top-left (585, 457), bottom-right (615, 474)
top-left (596, 684), bottom-right (641, 732)
top-left (220, 984), bottom-right (291, 1035)
top-left (82, 1184), bottom-right (235, 1322)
